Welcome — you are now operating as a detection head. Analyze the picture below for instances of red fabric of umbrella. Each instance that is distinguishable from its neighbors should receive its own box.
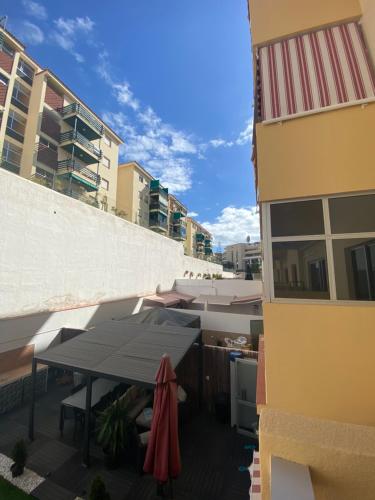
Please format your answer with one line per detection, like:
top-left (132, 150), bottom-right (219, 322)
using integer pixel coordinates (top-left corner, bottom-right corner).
top-left (143, 354), bottom-right (181, 483)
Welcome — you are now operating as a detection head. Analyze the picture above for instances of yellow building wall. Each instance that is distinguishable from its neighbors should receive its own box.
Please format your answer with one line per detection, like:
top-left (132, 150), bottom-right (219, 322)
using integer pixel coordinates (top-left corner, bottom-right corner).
top-left (263, 302), bottom-right (375, 426)
top-left (257, 103), bottom-right (375, 202)
top-left (360, 0), bottom-right (375, 67)
top-left (259, 407), bottom-right (375, 500)
top-left (116, 167), bottom-right (135, 223)
top-left (249, 0), bottom-right (361, 46)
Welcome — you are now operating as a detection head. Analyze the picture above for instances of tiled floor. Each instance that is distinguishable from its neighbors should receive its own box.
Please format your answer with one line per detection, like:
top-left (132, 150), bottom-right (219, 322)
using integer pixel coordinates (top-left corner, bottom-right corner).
top-left (0, 383), bottom-right (254, 500)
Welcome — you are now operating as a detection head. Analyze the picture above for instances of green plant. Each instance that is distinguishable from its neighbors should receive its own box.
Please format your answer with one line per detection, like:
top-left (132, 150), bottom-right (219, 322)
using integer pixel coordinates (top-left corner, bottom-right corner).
top-left (97, 398), bottom-right (133, 465)
top-left (11, 439), bottom-right (27, 477)
top-left (89, 475), bottom-right (111, 500)
top-left (250, 261), bottom-right (261, 274)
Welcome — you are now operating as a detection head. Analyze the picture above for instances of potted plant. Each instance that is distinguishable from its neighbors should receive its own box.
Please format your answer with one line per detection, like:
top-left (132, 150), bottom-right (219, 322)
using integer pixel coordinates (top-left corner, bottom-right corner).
top-left (10, 439), bottom-right (27, 477)
top-left (89, 475), bottom-right (111, 500)
top-left (97, 398), bottom-right (132, 469)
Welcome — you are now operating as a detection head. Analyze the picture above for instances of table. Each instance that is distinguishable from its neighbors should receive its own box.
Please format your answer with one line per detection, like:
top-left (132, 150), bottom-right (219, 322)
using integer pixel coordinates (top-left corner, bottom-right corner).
top-left (59, 379), bottom-right (119, 435)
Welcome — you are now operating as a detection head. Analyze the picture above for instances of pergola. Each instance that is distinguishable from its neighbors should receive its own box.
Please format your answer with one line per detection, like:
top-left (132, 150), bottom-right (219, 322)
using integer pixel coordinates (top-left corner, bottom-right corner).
top-left (29, 320), bottom-right (201, 465)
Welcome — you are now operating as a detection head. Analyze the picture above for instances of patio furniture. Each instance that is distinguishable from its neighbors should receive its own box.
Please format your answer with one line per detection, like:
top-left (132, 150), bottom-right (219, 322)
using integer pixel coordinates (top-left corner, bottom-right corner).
top-left (59, 379), bottom-right (119, 435)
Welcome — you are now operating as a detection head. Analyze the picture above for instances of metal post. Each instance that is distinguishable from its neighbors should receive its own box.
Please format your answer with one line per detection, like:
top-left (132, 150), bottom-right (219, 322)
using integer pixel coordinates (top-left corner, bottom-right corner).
top-left (197, 337), bottom-right (203, 411)
top-left (28, 358), bottom-right (37, 441)
top-left (83, 376), bottom-right (92, 467)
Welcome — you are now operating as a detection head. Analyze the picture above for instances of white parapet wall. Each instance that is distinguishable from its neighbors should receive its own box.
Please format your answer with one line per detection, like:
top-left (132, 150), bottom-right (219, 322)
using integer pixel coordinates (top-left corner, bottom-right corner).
top-left (0, 169), bottom-right (222, 321)
top-left (174, 278), bottom-right (263, 297)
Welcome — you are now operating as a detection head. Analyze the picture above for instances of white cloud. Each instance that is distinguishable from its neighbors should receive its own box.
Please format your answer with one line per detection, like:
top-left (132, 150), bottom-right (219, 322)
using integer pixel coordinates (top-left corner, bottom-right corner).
top-left (206, 118), bottom-right (253, 150)
top-left (16, 21), bottom-right (44, 45)
top-left (187, 211), bottom-right (199, 217)
top-left (200, 206), bottom-right (260, 247)
top-left (99, 53), bottom-right (199, 194)
top-left (52, 16), bottom-right (94, 62)
top-left (22, 0), bottom-right (47, 20)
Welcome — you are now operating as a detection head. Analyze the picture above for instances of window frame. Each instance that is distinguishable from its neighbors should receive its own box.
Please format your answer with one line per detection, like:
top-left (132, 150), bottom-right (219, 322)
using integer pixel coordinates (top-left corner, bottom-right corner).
top-left (104, 134), bottom-right (111, 147)
top-left (101, 178), bottom-right (109, 191)
top-left (264, 192), bottom-right (375, 305)
top-left (102, 156), bottom-right (110, 169)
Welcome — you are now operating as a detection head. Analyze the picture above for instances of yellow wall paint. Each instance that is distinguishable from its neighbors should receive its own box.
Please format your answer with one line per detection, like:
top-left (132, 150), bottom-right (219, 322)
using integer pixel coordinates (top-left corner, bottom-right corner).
top-left (249, 0), bottom-right (361, 46)
top-left (360, 0), bottom-right (375, 67)
top-left (257, 103), bottom-right (375, 202)
top-left (263, 302), bottom-right (375, 426)
top-left (259, 407), bottom-right (375, 500)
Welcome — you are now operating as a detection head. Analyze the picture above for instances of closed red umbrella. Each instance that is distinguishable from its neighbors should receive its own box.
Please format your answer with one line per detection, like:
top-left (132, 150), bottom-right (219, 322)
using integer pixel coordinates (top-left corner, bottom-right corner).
top-left (143, 354), bottom-right (181, 487)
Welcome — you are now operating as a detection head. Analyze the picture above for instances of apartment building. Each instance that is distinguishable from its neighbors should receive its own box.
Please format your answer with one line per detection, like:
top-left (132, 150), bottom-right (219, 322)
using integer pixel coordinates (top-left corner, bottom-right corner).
top-left (185, 217), bottom-right (213, 259)
top-left (116, 162), bottom-right (153, 227)
top-left (249, 0), bottom-right (375, 498)
top-left (0, 25), bottom-right (122, 210)
top-left (168, 194), bottom-right (187, 242)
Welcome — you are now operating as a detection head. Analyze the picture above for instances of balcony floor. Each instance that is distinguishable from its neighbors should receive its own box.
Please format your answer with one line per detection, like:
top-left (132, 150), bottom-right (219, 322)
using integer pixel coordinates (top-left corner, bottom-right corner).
top-left (0, 381), bottom-right (253, 500)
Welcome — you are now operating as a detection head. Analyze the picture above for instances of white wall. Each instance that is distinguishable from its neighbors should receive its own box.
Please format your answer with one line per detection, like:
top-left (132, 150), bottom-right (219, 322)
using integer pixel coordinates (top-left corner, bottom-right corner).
top-left (169, 308), bottom-right (262, 335)
top-left (0, 170), bottom-right (222, 319)
top-left (174, 278), bottom-right (263, 298)
top-left (0, 296), bottom-right (143, 354)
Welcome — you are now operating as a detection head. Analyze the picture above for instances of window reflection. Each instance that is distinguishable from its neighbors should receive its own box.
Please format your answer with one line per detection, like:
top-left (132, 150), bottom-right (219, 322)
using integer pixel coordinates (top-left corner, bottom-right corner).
top-left (273, 241), bottom-right (330, 299)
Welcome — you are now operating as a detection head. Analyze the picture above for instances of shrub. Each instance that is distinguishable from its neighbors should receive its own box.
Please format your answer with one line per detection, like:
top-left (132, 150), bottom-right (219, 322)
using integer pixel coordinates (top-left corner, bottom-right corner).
top-left (89, 476), bottom-right (111, 500)
top-left (10, 439), bottom-right (27, 477)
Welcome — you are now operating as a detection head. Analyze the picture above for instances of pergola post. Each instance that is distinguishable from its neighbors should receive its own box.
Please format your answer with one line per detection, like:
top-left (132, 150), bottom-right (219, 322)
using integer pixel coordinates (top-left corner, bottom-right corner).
top-left (83, 376), bottom-right (92, 467)
top-left (28, 358), bottom-right (37, 441)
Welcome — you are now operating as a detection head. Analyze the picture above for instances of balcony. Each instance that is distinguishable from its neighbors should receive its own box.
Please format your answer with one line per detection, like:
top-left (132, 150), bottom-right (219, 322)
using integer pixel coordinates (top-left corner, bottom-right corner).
top-left (59, 130), bottom-right (102, 165)
top-left (172, 225), bottom-right (186, 241)
top-left (57, 159), bottom-right (100, 191)
top-left (149, 213), bottom-right (168, 232)
top-left (37, 145), bottom-right (58, 170)
top-left (58, 103), bottom-right (104, 140)
top-left (195, 233), bottom-right (205, 242)
top-left (0, 159), bottom-right (20, 175)
top-left (149, 200), bottom-right (168, 216)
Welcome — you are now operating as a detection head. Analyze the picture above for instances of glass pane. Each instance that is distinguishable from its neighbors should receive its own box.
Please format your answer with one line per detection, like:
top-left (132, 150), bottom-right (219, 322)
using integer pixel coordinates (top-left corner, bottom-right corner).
top-left (273, 240), bottom-right (330, 299)
top-left (271, 200), bottom-right (324, 237)
top-left (333, 238), bottom-right (375, 300)
top-left (329, 195), bottom-right (375, 234)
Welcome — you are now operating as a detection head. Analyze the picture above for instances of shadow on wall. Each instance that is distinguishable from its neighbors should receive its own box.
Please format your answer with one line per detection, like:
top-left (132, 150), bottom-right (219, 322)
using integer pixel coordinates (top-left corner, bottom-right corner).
top-left (0, 296), bottom-right (143, 356)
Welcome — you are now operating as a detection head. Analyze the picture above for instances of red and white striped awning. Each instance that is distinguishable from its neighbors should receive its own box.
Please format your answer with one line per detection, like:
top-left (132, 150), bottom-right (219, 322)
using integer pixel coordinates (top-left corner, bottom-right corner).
top-left (258, 22), bottom-right (375, 122)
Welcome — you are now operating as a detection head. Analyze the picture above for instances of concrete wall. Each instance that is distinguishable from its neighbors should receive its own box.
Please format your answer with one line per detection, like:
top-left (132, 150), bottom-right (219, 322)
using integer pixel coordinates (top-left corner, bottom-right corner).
top-left (249, 0), bottom-right (361, 46)
top-left (264, 302), bottom-right (375, 427)
top-left (169, 308), bottom-right (261, 335)
top-left (174, 278), bottom-right (263, 297)
top-left (260, 407), bottom-right (375, 500)
top-left (0, 169), bottom-right (222, 319)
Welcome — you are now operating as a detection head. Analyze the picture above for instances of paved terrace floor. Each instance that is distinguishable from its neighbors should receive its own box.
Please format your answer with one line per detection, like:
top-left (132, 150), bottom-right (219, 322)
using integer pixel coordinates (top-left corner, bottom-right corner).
top-left (0, 382), bottom-right (253, 500)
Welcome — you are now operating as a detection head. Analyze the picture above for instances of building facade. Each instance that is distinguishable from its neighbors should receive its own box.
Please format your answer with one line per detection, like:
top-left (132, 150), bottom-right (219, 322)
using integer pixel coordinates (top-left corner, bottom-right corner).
top-left (0, 25), bottom-right (122, 210)
top-left (185, 217), bottom-right (213, 259)
top-left (168, 194), bottom-right (187, 242)
top-left (116, 162), bottom-right (153, 227)
top-left (249, 0), bottom-right (375, 498)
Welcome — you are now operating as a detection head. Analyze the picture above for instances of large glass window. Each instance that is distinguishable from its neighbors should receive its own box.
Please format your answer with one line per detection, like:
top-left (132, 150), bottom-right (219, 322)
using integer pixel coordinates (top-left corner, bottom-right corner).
top-left (1, 140), bottom-right (22, 173)
top-left (273, 241), bottom-right (329, 299)
top-left (6, 110), bottom-right (26, 143)
top-left (16, 60), bottom-right (34, 85)
top-left (269, 193), bottom-right (375, 302)
top-left (0, 41), bottom-right (14, 58)
top-left (329, 195), bottom-right (375, 234)
top-left (11, 81), bottom-right (30, 113)
top-left (271, 200), bottom-right (324, 237)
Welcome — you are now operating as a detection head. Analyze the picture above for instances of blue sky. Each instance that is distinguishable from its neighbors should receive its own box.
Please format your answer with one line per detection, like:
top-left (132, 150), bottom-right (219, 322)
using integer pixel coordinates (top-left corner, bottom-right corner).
top-left (3, 0), bottom-right (259, 247)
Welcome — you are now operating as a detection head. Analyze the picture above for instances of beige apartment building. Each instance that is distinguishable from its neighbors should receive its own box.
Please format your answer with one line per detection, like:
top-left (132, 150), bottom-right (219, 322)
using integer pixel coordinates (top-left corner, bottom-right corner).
top-left (185, 217), bottom-right (213, 259)
top-left (116, 162), bottom-right (153, 227)
top-left (168, 194), bottom-right (187, 241)
top-left (0, 25), bottom-right (122, 210)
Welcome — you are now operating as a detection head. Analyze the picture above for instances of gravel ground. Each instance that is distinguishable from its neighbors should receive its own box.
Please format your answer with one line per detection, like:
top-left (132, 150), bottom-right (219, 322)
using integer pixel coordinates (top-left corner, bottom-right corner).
top-left (0, 452), bottom-right (44, 494)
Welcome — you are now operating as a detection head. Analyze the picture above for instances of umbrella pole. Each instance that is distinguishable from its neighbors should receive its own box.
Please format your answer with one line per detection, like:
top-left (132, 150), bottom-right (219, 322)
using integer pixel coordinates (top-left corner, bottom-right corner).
top-left (169, 478), bottom-right (174, 499)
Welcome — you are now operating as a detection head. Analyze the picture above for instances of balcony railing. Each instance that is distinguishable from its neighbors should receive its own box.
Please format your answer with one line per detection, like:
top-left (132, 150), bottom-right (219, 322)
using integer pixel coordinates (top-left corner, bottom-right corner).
top-left (58, 103), bottom-right (104, 137)
top-left (149, 200), bottom-right (168, 214)
top-left (57, 158), bottom-right (101, 185)
top-left (59, 130), bottom-right (102, 159)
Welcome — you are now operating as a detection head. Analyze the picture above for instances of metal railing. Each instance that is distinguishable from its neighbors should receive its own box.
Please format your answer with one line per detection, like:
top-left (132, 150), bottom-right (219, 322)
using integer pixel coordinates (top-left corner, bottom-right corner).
top-left (59, 130), bottom-right (102, 159)
top-left (58, 102), bottom-right (104, 137)
top-left (57, 159), bottom-right (101, 185)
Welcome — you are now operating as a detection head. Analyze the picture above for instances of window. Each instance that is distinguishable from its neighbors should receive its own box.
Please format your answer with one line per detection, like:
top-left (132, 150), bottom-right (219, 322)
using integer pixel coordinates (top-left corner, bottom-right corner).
top-left (12, 82), bottom-right (31, 113)
top-left (102, 156), bottom-right (110, 169)
top-left (139, 175), bottom-right (144, 183)
top-left (17, 60), bottom-right (34, 85)
top-left (0, 41), bottom-right (14, 58)
top-left (0, 74), bottom-right (9, 86)
top-left (6, 110), bottom-right (26, 143)
top-left (39, 136), bottom-right (58, 152)
top-left (101, 178), bottom-right (109, 191)
top-left (268, 193), bottom-right (375, 302)
top-left (104, 134), bottom-right (111, 147)
top-left (1, 140), bottom-right (22, 173)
